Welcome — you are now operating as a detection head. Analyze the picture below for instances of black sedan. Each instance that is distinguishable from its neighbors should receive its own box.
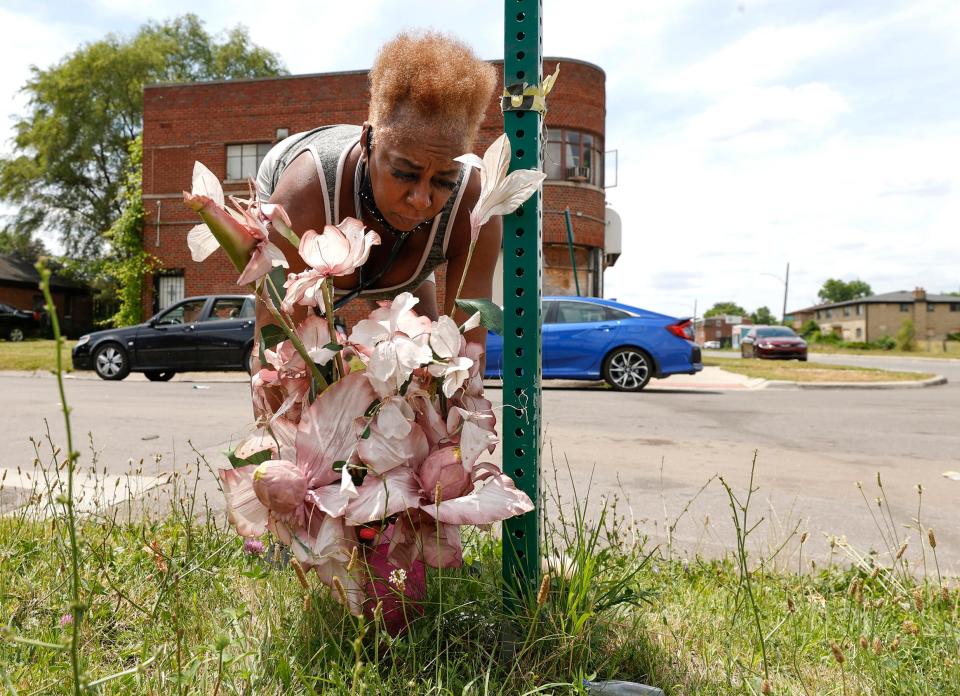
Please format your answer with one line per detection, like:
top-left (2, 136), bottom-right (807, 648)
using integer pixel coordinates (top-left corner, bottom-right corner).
top-left (0, 302), bottom-right (42, 342)
top-left (72, 295), bottom-right (255, 380)
top-left (740, 326), bottom-right (808, 361)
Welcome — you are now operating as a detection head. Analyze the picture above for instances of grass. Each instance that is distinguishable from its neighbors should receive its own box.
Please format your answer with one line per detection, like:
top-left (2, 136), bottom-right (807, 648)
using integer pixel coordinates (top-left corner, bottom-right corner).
top-left (808, 341), bottom-right (960, 359)
top-left (2, 453), bottom-right (958, 695)
top-left (0, 339), bottom-right (77, 372)
top-left (704, 358), bottom-right (935, 383)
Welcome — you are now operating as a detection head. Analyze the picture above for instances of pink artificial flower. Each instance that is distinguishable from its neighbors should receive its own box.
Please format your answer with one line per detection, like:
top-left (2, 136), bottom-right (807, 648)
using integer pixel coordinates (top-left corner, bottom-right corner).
top-left (427, 316), bottom-right (474, 398)
top-left (348, 293), bottom-right (433, 396)
top-left (184, 162), bottom-right (289, 285)
top-left (220, 465), bottom-right (269, 538)
top-left (356, 396), bottom-right (429, 475)
top-left (299, 217), bottom-right (380, 277)
top-left (296, 372), bottom-right (378, 488)
top-left (424, 464), bottom-right (534, 527)
top-left (252, 460), bottom-right (308, 518)
top-left (344, 467), bottom-right (422, 526)
top-left (417, 446), bottom-right (470, 503)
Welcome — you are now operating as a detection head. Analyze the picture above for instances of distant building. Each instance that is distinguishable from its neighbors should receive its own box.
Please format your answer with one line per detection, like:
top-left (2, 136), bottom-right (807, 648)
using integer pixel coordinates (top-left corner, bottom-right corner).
top-left (0, 253), bottom-right (93, 338)
top-left (141, 58), bottom-right (619, 327)
top-left (789, 288), bottom-right (960, 342)
top-left (695, 314), bottom-right (753, 347)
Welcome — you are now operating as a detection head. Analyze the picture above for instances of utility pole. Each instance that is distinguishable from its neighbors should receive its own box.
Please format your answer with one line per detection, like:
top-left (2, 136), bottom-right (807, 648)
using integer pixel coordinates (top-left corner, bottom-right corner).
top-left (782, 262), bottom-right (790, 323)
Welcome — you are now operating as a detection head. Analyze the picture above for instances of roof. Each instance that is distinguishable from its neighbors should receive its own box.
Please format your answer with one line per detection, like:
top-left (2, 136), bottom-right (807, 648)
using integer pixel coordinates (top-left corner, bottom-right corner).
top-left (791, 290), bottom-right (960, 314)
top-left (144, 56), bottom-right (604, 90)
top-left (0, 253), bottom-right (86, 290)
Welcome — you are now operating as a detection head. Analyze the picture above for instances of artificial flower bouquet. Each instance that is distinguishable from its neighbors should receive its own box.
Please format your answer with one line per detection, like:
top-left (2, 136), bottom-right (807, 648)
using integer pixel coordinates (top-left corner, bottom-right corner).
top-left (184, 134), bottom-right (545, 633)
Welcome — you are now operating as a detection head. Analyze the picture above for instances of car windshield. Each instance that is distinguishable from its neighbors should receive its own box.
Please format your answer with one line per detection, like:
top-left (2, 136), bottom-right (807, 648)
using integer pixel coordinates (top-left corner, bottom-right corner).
top-left (755, 327), bottom-right (797, 338)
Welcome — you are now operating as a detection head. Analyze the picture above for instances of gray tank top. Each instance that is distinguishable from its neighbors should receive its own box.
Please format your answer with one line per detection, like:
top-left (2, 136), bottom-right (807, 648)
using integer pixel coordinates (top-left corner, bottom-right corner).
top-left (256, 125), bottom-right (468, 300)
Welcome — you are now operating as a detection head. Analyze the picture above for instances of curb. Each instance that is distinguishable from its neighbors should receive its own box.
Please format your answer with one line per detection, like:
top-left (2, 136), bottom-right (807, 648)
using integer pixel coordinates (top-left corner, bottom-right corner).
top-left (762, 375), bottom-right (948, 390)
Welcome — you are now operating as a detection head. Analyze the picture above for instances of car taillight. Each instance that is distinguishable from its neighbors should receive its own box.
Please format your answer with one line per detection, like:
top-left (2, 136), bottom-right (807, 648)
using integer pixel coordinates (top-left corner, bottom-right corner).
top-left (666, 319), bottom-right (693, 340)
top-left (32, 311), bottom-right (40, 321)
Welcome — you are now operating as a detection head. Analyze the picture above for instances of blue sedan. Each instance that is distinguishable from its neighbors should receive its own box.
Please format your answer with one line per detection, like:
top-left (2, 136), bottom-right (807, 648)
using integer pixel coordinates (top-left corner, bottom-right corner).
top-left (484, 297), bottom-right (702, 391)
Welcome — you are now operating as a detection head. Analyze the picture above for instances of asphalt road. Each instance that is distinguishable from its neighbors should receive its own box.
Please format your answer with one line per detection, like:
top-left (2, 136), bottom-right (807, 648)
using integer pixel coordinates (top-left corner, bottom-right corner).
top-left (4, 353), bottom-right (958, 573)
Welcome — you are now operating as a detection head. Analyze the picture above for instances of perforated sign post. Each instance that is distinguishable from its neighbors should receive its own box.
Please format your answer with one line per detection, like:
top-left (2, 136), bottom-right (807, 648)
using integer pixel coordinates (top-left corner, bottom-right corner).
top-left (501, 0), bottom-right (543, 609)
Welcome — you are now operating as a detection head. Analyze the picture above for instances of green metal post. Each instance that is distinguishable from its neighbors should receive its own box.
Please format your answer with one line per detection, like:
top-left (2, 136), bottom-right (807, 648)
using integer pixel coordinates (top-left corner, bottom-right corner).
top-left (502, 0), bottom-right (543, 608)
top-left (563, 208), bottom-right (581, 296)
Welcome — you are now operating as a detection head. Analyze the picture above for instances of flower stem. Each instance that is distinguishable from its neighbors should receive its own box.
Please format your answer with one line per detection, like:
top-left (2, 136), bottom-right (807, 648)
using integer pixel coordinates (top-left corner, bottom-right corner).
top-left (36, 262), bottom-right (83, 696)
top-left (260, 274), bottom-right (329, 394)
top-left (321, 279), bottom-right (346, 380)
top-left (453, 240), bottom-right (477, 309)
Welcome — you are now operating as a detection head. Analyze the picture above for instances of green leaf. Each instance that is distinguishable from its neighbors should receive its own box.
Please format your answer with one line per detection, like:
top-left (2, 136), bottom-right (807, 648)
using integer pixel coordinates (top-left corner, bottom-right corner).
top-left (225, 446), bottom-right (273, 469)
top-left (455, 298), bottom-right (503, 335)
top-left (332, 460), bottom-right (346, 472)
top-left (361, 425), bottom-right (371, 440)
top-left (363, 399), bottom-right (381, 418)
top-left (259, 324), bottom-right (286, 365)
top-left (323, 341), bottom-right (343, 351)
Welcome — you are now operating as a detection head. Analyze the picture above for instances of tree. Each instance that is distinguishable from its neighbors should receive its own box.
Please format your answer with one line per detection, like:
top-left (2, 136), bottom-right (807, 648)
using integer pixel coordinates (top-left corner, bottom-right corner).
top-left (0, 226), bottom-right (48, 264)
top-left (817, 278), bottom-right (873, 304)
top-left (704, 301), bottom-right (748, 318)
top-left (895, 318), bottom-right (915, 351)
top-left (0, 15), bottom-right (285, 267)
top-left (750, 306), bottom-right (777, 325)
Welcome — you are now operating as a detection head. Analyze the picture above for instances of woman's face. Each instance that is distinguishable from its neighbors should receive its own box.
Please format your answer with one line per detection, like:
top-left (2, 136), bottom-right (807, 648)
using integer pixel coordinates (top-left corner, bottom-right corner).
top-left (365, 126), bottom-right (463, 232)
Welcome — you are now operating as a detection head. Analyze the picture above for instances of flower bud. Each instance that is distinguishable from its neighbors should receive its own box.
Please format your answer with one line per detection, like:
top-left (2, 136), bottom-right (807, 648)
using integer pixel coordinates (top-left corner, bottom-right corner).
top-left (418, 446), bottom-right (469, 502)
top-left (252, 460), bottom-right (307, 515)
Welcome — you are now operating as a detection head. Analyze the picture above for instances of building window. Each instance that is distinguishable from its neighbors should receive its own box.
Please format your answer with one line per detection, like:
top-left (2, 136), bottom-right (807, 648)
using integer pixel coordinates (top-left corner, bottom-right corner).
top-left (545, 129), bottom-right (604, 187)
top-left (156, 272), bottom-right (185, 312)
top-left (927, 304), bottom-right (935, 312)
top-left (226, 143), bottom-right (272, 181)
top-left (843, 306), bottom-right (851, 317)
top-left (855, 304), bottom-right (863, 316)
top-left (899, 303), bottom-right (910, 312)
top-left (856, 327), bottom-right (862, 338)
top-left (951, 303), bottom-right (960, 312)
top-left (63, 294), bottom-right (73, 319)
top-left (815, 310), bottom-right (821, 319)
top-left (825, 310), bottom-right (832, 318)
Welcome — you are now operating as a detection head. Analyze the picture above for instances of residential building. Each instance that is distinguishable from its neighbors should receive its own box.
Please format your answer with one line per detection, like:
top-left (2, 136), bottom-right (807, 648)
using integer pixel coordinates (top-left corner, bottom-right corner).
top-left (695, 315), bottom-right (753, 347)
top-left (141, 59), bottom-right (618, 327)
top-left (0, 253), bottom-right (93, 338)
top-left (789, 288), bottom-right (960, 342)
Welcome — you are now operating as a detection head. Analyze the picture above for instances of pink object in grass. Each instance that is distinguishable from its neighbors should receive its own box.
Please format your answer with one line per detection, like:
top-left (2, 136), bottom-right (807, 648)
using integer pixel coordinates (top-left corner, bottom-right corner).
top-left (363, 543), bottom-right (427, 636)
top-left (252, 460), bottom-right (308, 517)
top-left (243, 538), bottom-right (266, 556)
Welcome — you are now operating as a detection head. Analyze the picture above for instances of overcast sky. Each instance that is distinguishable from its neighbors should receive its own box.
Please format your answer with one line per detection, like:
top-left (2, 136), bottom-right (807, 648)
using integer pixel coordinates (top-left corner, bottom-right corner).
top-left (2, 0), bottom-right (958, 317)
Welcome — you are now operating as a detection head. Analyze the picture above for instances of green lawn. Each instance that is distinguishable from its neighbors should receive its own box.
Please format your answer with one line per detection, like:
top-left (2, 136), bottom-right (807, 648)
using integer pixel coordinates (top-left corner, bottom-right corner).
top-left (0, 338), bottom-right (76, 371)
top-left (2, 463), bottom-right (957, 695)
top-left (704, 357), bottom-right (935, 383)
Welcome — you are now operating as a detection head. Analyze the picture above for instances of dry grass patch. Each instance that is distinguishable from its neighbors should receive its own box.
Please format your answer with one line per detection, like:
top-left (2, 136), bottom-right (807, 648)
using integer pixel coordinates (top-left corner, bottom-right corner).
top-left (704, 358), bottom-right (934, 383)
top-left (0, 339), bottom-right (76, 371)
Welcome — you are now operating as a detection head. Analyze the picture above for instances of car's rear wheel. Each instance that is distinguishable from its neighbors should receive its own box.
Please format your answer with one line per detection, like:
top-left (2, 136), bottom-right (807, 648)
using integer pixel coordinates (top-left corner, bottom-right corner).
top-left (602, 347), bottom-right (653, 392)
top-left (144, 370), bottom-right (176, 382)
top-left (8, 327), bottom-right (24, 342)
top-left (243, 346), bottom-right (254, 375)
top-left (93, 343), bottom-right (130, 381)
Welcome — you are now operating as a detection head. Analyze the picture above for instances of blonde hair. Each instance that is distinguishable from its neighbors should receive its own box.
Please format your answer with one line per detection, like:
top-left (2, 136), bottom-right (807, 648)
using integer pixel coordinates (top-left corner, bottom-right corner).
top-left (368, 31), bottom-right (497, 150)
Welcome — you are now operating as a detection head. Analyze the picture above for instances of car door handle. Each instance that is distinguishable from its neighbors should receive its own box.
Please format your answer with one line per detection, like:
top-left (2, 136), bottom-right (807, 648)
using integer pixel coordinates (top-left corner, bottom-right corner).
top-left (598, 324), bottom-right (615, 331)
top-left (184, 325), bottom-right (196, 332)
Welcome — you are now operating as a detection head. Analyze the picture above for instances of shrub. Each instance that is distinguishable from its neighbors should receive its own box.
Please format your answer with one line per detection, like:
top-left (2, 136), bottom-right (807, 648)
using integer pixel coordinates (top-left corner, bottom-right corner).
top-left (798, 319), bottom-right (821, 339)
top-left (895, 319), bottom-right (915, 351)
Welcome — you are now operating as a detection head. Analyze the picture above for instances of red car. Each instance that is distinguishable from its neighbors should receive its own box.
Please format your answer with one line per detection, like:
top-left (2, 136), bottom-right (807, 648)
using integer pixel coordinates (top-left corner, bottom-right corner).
top-left (740, 326), bottom-right (808, 361)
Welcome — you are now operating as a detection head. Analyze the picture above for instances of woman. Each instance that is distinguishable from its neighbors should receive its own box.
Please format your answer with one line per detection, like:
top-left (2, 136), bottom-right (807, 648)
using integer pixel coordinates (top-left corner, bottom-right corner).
top-left (256, 31), bottom-right (500, 342)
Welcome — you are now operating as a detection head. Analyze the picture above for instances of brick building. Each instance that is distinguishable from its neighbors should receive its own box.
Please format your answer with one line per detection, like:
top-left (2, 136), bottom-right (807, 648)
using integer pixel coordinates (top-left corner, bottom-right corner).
top-left (0, 253), bottom-right (93, 338)
top-left (141, 58), bottom-right (616, 326)
top-left (789, 288), bottom-right (960, 342)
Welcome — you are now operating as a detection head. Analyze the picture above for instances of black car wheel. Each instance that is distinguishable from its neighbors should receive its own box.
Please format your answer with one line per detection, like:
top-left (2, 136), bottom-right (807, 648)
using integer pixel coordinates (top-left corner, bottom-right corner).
top-left (602, 347), bottom-right (653, 392)
top-left (93, 343), bottom-right (130, 381)
top-left (243, 346), bottom-right (255, 375)
top-left (144, 370), bottom-right (176, 382)
top-left (8, 327), bottom-right (24, 342)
